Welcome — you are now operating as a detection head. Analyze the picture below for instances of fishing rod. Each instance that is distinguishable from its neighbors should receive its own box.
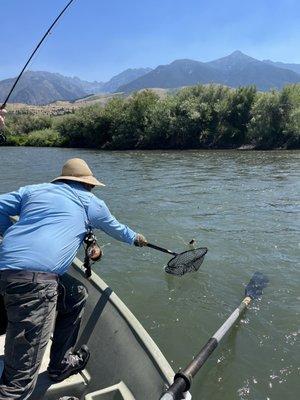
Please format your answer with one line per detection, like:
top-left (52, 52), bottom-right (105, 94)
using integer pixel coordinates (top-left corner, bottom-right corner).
top-left (0, 0), bottom-right (77, 143)
top-left (160, 272), bottom-right (269, 400)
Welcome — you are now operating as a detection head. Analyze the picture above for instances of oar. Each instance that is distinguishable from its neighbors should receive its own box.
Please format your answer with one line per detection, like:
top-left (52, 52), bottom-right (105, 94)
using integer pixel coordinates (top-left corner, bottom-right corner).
top-left (160, 272), bottom-right (269, 399)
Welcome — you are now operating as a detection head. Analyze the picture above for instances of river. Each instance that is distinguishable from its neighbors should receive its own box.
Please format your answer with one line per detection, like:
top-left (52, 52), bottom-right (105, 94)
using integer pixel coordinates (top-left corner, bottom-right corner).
top-left (0, 147), bottom-right (299, 400)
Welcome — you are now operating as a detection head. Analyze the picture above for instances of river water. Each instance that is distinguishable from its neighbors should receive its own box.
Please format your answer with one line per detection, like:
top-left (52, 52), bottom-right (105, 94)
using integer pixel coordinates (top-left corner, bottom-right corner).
top-left (0, 147), bottom-right (299, 399)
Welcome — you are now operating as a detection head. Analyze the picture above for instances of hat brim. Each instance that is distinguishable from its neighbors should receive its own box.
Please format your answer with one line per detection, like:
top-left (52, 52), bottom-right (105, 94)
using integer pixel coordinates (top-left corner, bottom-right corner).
top-left (52, 175), bottom-right (105, 187)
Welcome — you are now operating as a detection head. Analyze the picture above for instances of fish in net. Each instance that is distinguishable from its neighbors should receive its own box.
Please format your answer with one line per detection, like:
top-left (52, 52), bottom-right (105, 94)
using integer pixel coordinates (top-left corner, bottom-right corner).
top-left (165, 247), bottom-right (208, 276)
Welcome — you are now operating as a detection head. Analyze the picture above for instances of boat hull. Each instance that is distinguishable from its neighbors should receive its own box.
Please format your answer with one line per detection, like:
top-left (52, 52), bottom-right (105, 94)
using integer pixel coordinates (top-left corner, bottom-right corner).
top-left (67, 257), bottom-right (174, 399)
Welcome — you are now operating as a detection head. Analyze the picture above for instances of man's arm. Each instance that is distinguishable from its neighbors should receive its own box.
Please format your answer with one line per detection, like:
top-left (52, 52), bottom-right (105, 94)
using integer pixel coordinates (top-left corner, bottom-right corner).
top-left (88, 196), bottom-right (147, 245)
top-left (0, 188), bottom-right (25, 235)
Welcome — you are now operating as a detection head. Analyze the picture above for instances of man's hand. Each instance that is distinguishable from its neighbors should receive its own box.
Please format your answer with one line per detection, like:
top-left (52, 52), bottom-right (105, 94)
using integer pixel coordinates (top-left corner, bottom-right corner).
top-left (134, 233), bottom-right (148, 247)
top-left (0, 109), bottom-right (7, 130)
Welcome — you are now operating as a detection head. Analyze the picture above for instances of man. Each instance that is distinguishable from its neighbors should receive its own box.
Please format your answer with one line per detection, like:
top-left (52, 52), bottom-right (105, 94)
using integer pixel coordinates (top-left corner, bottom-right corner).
top-left (0, 157), bottom-right (147, 400)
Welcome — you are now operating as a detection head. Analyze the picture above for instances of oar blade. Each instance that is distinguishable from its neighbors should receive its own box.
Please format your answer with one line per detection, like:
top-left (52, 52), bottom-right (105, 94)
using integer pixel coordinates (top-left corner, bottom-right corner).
top-left (245, 271), bottom-right (269, 299)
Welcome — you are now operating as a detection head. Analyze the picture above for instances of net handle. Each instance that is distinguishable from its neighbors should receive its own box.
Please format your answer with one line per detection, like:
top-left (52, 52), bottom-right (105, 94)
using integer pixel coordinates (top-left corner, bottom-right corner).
top-left (146, 243), bottom-right (177, 256)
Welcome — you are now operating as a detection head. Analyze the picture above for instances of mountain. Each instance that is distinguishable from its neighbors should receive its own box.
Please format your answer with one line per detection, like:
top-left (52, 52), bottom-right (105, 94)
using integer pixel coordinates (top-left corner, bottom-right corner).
top-left (70, 77), bottom-right (105, 94)
top-left (117, 59), bottom-right (225, 93)
top-left (0, 71), bottom-right (91, 105)
top-left (101, 68), bottom-right (152, 93)
top-left (0, 68), bottom-right (152, 105)
top-left (262, 59), bottom-right (300, 75)
top-left (1, 53), bottom-right (300, 105)
top-left (207, 50), bottom-right (257, 71)
top-left (118, 51), bottom-right (300, 93)
top-left (208, 50), bottom-right (300, 90)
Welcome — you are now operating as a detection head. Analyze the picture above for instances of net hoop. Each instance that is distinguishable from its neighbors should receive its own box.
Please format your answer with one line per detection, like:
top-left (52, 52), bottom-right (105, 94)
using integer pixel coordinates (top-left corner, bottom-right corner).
top-left (165, 247), bottom-right (208, 276)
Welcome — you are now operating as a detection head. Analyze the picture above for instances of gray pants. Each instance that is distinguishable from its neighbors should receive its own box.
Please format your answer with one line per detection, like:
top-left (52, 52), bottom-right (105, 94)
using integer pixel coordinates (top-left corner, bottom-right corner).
top-left (0, 271), bottom-right (87, 400)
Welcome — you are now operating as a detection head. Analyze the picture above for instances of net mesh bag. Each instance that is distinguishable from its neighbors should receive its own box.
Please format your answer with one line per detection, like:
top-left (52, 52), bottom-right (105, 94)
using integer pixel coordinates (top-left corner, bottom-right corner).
top-left (164, 247), bottom-right (208, 276)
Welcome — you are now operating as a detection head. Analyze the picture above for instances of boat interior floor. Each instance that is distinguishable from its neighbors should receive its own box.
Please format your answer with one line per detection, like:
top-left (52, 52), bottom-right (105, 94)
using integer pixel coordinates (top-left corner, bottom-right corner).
top-left (0, 334), bottom-right (89, 400)
top-left (0, 335), bottom-right (135, 400)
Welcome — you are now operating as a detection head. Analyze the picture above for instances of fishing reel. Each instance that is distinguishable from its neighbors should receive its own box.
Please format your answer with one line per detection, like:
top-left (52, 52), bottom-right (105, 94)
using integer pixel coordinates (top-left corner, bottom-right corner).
top-left (83, 230), bottom-right (102, 278)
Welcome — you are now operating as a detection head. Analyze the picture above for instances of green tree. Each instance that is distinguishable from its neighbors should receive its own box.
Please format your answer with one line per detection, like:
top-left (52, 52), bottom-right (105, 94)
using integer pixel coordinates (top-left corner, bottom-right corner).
top-left (2, 84), bottom-right (299, 150)
top-left (247, 90), bottom-right (292, 149)
top-left (55, 105), bottom-right (109, 148)
top-left (108, 91), bottom-right (159, 149)
top-left (5, 114), bottom-right (52, 136)
top-left (280, 85), bottom-right (300, 148)
top-left (212, 86), bottom-right (256, 148)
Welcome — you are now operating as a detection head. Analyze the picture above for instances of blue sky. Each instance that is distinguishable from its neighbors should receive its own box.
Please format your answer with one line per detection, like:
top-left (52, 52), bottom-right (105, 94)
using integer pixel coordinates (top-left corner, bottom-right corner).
top-left (1, 0), bottom-right (299, 82)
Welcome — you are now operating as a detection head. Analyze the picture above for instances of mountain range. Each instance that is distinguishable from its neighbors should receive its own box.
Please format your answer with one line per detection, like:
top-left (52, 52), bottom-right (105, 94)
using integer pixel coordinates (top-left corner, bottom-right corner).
top-left (0, 51), bottom-right (299, 105)
top-left (119, 51), bottom-right (300, 93)
top-left (0, 68), bottom-right (152, 106)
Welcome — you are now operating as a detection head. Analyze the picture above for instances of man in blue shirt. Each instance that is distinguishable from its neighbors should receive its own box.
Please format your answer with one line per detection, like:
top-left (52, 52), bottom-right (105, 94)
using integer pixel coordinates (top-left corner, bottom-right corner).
top-left (0, 158), bottom-right (147, 400)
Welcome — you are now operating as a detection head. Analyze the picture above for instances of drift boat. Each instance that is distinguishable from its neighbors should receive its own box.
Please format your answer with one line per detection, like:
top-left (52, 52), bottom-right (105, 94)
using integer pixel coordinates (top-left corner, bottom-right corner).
top-left (0, 221), bottom-right (268, 400)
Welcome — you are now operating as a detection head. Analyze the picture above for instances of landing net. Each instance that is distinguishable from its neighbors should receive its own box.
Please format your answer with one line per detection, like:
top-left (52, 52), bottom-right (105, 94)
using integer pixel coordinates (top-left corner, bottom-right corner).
top-left (165, 247), bottom-right (208, 276)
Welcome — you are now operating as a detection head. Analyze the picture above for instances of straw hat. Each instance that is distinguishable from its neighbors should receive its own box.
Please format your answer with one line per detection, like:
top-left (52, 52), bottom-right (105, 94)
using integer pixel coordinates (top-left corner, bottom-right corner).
top-left (52, 158), bottom-right (105, 187)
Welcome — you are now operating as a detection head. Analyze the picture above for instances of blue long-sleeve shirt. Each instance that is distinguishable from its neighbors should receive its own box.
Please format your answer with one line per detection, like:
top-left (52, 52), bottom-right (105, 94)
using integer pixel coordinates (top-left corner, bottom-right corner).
top-left (0, 181), bottom-right (137, 275)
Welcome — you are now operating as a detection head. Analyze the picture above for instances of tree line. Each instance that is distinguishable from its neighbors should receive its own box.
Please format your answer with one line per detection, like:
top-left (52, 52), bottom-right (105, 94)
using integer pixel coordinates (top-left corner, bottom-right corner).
top-left (2, 84), bottom-right (300, 150)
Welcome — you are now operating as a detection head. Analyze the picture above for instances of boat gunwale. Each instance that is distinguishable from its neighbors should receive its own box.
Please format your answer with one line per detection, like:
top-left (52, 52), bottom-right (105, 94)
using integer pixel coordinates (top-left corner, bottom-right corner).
top-left (71, 256), bottom-right (175, 387)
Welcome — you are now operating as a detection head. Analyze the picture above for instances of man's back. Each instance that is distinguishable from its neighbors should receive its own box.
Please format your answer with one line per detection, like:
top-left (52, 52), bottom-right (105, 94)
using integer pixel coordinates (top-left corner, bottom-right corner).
top-left (0, 182), bottom-right (91, 274)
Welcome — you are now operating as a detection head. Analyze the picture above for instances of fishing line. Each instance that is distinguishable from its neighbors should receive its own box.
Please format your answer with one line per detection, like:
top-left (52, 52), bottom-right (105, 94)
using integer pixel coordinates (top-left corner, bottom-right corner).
top-left (0, 0), bottom-right (77, 110)
top-left (158, 214), bottom-right (196, 249)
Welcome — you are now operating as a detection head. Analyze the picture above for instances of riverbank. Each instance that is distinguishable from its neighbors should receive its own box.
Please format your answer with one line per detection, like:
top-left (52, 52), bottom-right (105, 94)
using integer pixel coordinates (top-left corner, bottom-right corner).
top-left (2, 84), bottom-right (300, 150)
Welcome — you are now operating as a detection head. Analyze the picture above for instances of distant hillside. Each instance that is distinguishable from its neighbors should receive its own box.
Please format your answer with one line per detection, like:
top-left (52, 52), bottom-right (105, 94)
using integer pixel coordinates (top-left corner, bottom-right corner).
top-left (101, 68), bottom-right (152, 93)
top-left (72, 77), bottom-right (105, 94)
top-left (0, 71), bottom-right (89, 105)
top-left (118, 51), bottom-right (300, 93)
top-left (0, 68), bottom-right (151, 105)
top-left (263, 59), bottom-right (300, 75)
top-left (5, 92), bottom-right (123, 117)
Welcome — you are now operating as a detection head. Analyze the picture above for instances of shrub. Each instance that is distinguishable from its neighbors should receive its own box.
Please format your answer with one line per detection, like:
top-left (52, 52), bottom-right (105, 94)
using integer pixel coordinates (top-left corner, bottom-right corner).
top-left (6, 129), bottom-right (65, 147)
top-left (2, 84), bottom-right (300, 150)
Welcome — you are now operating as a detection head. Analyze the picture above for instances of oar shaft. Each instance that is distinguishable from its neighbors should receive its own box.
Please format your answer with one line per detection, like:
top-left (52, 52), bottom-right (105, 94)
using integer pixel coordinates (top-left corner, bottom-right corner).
top-left (213, 296), bottom-right (250, 342)
top-left (160, 296), bottom-right (252, 399)
top-left (146, 243), bottom-right (177, 256)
